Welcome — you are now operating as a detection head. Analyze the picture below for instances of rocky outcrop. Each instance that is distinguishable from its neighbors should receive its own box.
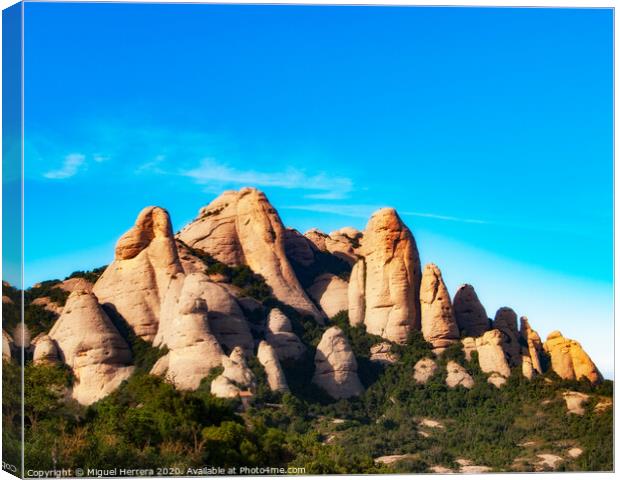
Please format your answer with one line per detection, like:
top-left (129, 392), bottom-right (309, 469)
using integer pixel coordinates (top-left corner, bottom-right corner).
top-left (487, 373), bottom-right (507, 388)
top-left (414, 358), bottom-right (438, 384)
top-left (543, 331), bottom-right (602, 384)
top-left (257, 341), bottom-right (288, 392)
top-left (283, 228), bottom-right (318, 267)
top-left (520, 317), bottom-right (544, 376)
top-left (177, 188), bottom-right (323, 321)
top-left (445, 361), bottom-right (474, 389)
top-left (324, 227), bottom-right (362, 265)
top-left (369, 342), bottom-right (399, 364)
top-left (453, 284), bottom-right (490, 337)
top-left (93, 206), bottom-right (182, 341)
top-left (49, 290), bottom-right (134, 405)
top-left (264, 308), bottom-right (306, 361)
top-left (475, 329), bottom-right (511, 378)
top-left (12, 322), bottom-right (31, 349)
top-left (312, 327), bottom-right (363, 399)
top-left (304, 228), bottom-right (328, 251)
top-left (308, 273), bottom-right (349, 319)
top-left (151, 273), bottom-right (226, 390)
top-left (462, 337), bottom-right (477, 361)
top-left (347, 260), bottom-right (366, 327)
top-left (211, 347), bottom-right (256, 398)
top-left (2, 330), bottom-right (12, 361)
top-left (420, 263), bottom-right (459, 353)
top-left (493, 307), bottom-right (521, 367)
top-left (32, 334), bottom-right (59, 365)
top-left (563, 391), bottom-right (590, 415)
top-left (360, 208), bottom-right (421, 343)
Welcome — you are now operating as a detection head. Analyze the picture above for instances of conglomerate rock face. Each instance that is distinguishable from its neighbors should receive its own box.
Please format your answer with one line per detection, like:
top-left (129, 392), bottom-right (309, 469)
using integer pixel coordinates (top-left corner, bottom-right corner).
top-left (543, 331), bottom-right (602, 384)
top-left (358, 208), bottom-right (421, 343)
top-left (475, 329), bottom-right (511, 378)
top-left (445, 361), bottom-right (474, 389)
top-left (312, 327), bottom-right (364, 399)
top-left (419, 263), bottom-right (460, 353)
top-left (308, 273), bottom-right (349, 319)
top-left (493, 307), bottom-right (521, 367)
top-left (210, 347), bottom-right (256, 399)
top-left (257, 340), bottom-right (289, 392)
top-left (93, 206), bottom-right (183, 341)
top-left (177, 188), bottom-right (323, 322)
top-left (264, 308), bottom-right (306, 361)
top-left (49, 290), bottom-right (134, 405)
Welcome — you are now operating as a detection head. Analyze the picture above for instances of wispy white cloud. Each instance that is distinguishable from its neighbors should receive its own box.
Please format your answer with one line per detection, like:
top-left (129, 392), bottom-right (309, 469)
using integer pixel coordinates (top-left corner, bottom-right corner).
top-left (136, 155), bottom-right (167, 174)
top-left (93, 154), bottom-right (110, 163)
top-left (181, 158), bottom-right (353, 195)
top-left (400, 211), bottom-right (490, 225)
top-left (43, 153), bottom-right (86, 179)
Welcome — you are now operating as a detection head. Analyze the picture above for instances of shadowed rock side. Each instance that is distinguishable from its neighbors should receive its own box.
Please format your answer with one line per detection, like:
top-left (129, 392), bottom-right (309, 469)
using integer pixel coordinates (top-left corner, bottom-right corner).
top-left (303, 227), bottom-right (363, 265)
top-left (283, 228), bottom-right (318, 267)
top-left (49, 290), bottom-right (134, 405)
top-left (313, 327), bottom-right (364, 399)
top-left (420, 263), bottom-right (460, 353)
top-left (543, 331), bottom-right (602, 384)
top-left (359, 208), bottom-right (421, 343)
top-left (257, 340), bottom-right (289, 392)
top-left (93, 206), bottom-right (182, 341)
top-left (453, 284), bottom-right (490, 338)
top-left (493, 307), bottom-right (522, 367)
top-left (32, 333), bottom-right (59, 365)
top-left (150, 273), bottom-right (226, 390)
top-left (308, 273), bottom-right (349, 319)
top-left (177, 188), bottom-right (323, 322)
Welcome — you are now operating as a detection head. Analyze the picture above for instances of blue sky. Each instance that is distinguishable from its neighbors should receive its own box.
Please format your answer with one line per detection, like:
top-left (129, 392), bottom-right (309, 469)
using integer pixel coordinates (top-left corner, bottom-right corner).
top-left (17, 4), bottom-right (613, 374)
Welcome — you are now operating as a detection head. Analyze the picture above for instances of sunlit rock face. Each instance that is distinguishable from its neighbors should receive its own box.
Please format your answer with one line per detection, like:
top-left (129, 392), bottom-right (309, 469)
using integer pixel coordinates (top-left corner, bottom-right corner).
top-left (543, 331), bottom-right (602, 384)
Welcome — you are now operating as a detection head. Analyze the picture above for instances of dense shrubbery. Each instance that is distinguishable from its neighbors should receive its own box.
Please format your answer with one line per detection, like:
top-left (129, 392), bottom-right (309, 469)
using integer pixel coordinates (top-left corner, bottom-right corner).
top-left (66, 266), bottom-right (107, 284)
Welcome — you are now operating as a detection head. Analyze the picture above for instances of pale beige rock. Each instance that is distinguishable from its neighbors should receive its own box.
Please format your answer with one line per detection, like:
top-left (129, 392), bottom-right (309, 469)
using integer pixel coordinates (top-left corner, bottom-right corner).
top-left (93, 206), bottom-right (182, 341)
top-left (283, 228), bottom-right (318, 267)
top-left (521, 354), bottom-right (535, 380)
top-left (32, 334), bottom-right (59, 365)
top-left (543, 331), bottom-right (602, 384)
top-left (594, 398), bottom-right (612, 413)
top-left (304, 228), bottom-right (328, 251)
top-left (420, 263), bottom-right (459, 352)
top-left (58, 277), bottom-right (93, 293)
top-left (151, 273), bottom-right (226, 390)
top-left (429, 466), bottom-right (454, 474)
top-left (493, 307), bottom-right (521, 367)
top-left (563, 391), bottom-right (590, 415)
top-left (361, 208), bottom-right (421, 343)
top-left (413, 358), bottom-right (438, 384)
top-left (325, 227), bottom-right (362, 265)
top-left (374, 454), bottom-right (417, 465)
top-left (347, 260), bottom-right (366, 327)
top-left (308, 273), bottom-right (349, 319)
top-left (460, 466), bottom-right (492, 473)
top-left (178, 188), bottom-right (323, 321)
top-left (446, 361), bottom-right (474, 389)
top-left (370, 342), bottom-right (399, 364)
top-left (487, 372), bottom-right (507, 388)
top-left (536, 454), bottom-right (563, 470)
top-left (313, 327), bottom-right (363, 399)
top-left (211, 347), bottom-right (256, 398)
top-left (475, 329), bottom-right (511, 378)
top-left (418, 418), bottom-right (444, 429)
top-left (2, 295), bottom-right (13, 304)
top-left (567, 448), bottom-right (583, 458)
top-left (257, 341), bottom-right (288, 392)
top-left (265, 308), bottom-right (306, 361)
top-left (453, 284), bottom-right (490, 337)
top-left (31, 297), bottom-right (64, 315)
top-left (2, 330), bottom-right (12, 361)
top-left (12, 322), bottom-right (31, 349)
top-left (462, 337), bottom-right (477, 361)
top-left (520, 317), bottom-right (544, 376)
top-left (49, 290), bottom-right (134, 405)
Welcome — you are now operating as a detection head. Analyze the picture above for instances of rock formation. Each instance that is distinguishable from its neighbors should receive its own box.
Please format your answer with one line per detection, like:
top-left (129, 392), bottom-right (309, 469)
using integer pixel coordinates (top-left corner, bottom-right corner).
top-left (32, 334), bottom-right (59, 365)
top-left (283, 228), bottom-right (318, 267)
top-left (312, 327), bottom-right (363, 399)
top-left (49, 290), bottom-right (134, 405)
top-left (93, 206), bottom-right (182, 341)
top-left (563, 391), bottom-right (590, 415)
top-left (308, 273), bottom-right (349, 319)
top-left (324, 227), bottom-right (362, 265)
top-left (150, 273), bottom-right (226, 390)
top-left (419, 263), bottom-right (459, 353)
top-left (2, 330), bottom-right (12, 361)
top-left (543, 331), bottom-right (602, 384)
top-left (414, 358), bottom-right (438, 384)
top-left (369, 342), bottom-right (399, 364)
top-left (257, 341), bottom-right (288, 392)
top-left (347, 260), bottom-right (366, 327)
top-left (210, 347), bottom-right (256, 398)
top-left (453, 284), bottom-right (490, 337)
top-left (493, 307), bottom-right (521, 367)
top-left (475, 330), bottom-right (511, 378)
top-left (12, 322), bottom-right (31, 349)
top-left (520, 317), bottom-right (545, 378)
top-left (461, 337), bottom-right (477, 361)
top-left (445, 361), bottom-right (474, 389)
top-left (264, 308), bottom-right (306, 361)
top-left (177, 188), bottom-right (323, 321)
top-left (359, 208), bottom-right (421, 343)
top-left (487, 373), bottom-right (507, 388)
top-left (304, 228), bottom-right (328, 251)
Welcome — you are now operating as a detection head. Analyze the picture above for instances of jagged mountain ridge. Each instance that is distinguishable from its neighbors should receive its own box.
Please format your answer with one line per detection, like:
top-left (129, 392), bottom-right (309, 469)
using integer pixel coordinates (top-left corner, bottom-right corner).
top-left (6, 187), bottom-right (603, 406)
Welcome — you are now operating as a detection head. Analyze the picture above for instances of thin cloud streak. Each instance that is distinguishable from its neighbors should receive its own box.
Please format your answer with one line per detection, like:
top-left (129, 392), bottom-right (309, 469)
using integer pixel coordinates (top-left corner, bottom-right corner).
top-left (43, 153), bottom-right (86, 179)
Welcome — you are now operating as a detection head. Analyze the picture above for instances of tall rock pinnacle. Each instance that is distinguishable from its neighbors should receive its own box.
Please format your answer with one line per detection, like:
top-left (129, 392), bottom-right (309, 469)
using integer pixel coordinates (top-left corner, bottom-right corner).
top-left (453, 284), bottom-right (491, 338)
top-left (177, 188), bottom-right (323, 322)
